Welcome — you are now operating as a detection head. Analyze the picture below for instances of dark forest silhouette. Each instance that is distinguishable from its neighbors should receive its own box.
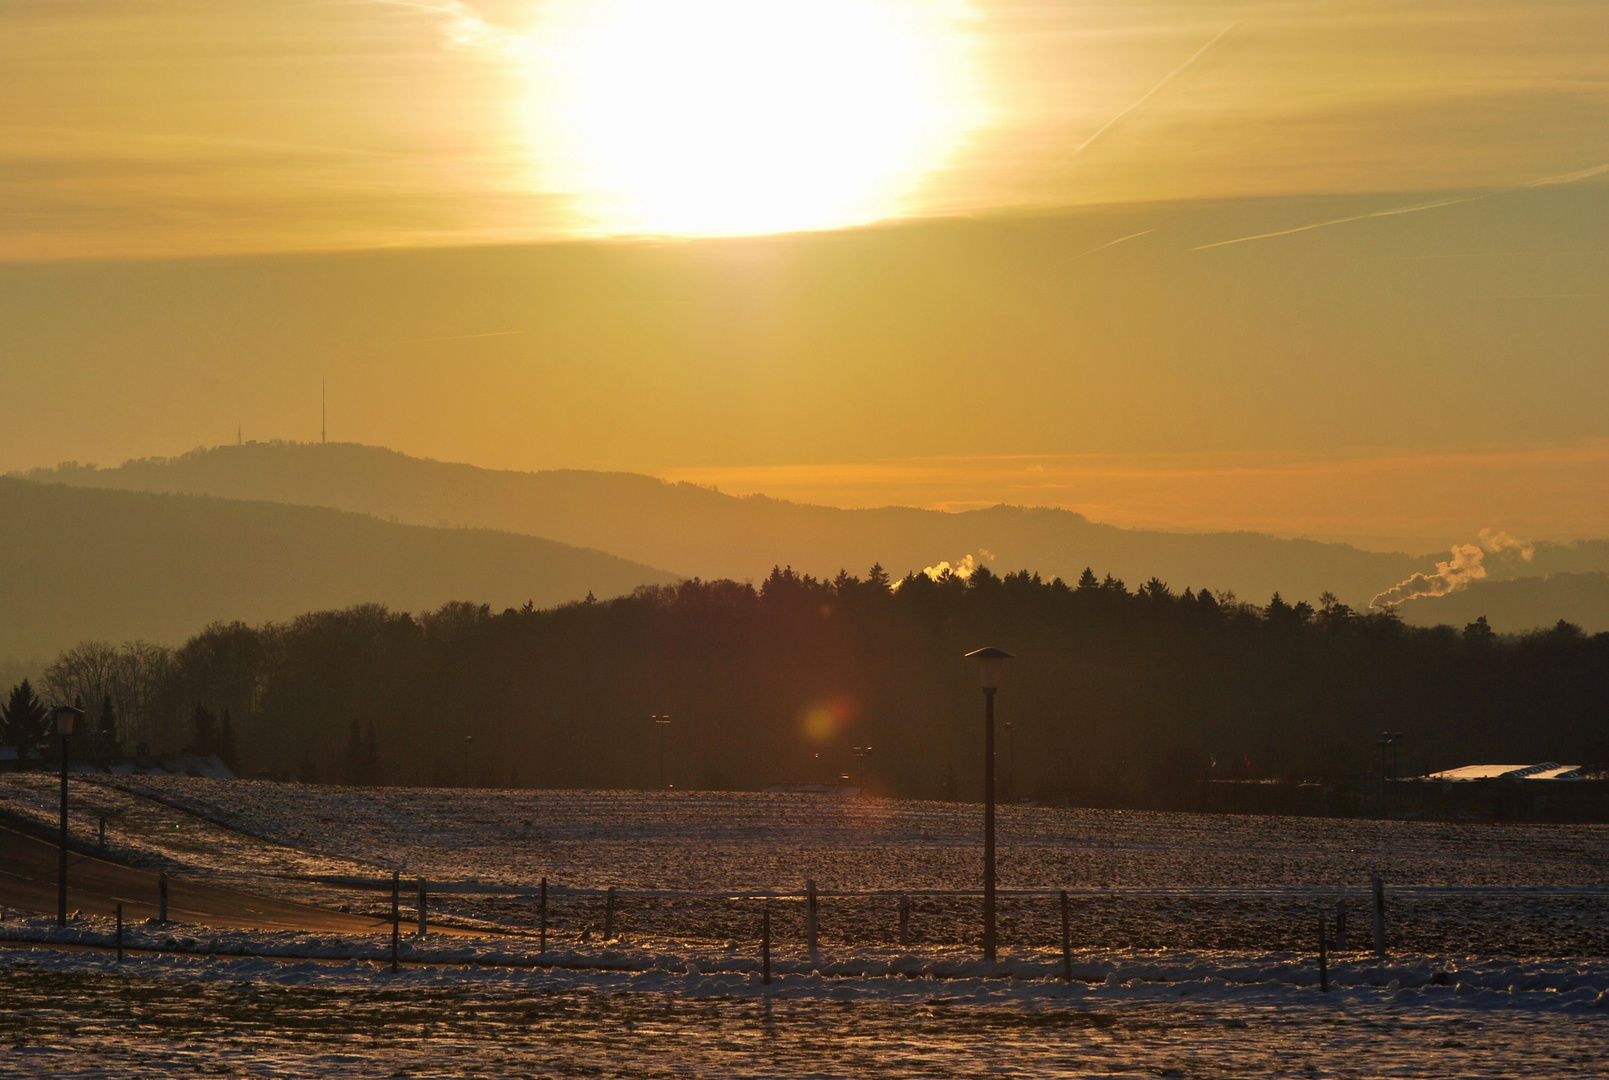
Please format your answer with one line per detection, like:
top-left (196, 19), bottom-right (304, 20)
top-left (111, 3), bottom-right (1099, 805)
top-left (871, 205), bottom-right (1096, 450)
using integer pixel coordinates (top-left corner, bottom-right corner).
top-left (26, 564), bottom-right (1608, 803)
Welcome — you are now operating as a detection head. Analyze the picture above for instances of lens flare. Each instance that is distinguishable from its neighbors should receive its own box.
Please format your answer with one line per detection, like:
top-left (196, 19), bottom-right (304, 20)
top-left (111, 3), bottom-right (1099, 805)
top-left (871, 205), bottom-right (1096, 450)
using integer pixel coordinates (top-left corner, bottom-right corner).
top-left (524, 0), bottom-right (981, 236)
top-left (801, 696), bottom-right (855, 742)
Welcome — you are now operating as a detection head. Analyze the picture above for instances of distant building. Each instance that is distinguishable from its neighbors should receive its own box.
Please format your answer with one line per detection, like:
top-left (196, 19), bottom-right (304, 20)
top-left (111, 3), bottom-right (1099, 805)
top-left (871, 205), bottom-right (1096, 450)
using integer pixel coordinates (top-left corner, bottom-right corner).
top-left (1427, 762), bottom-right (1582, 781)
top-left (1390, 762), bottom-right (1608, 822)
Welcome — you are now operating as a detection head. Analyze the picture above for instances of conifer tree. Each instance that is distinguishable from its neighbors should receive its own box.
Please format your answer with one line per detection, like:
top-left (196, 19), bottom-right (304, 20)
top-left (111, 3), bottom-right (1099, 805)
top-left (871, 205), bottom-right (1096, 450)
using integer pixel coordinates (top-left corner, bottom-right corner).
top-left (218, 708), bottom-right (240, 773)
top-left (1, 680), bottom-right (49, 766)
top-left (189, 705), bottom-right (219, 756)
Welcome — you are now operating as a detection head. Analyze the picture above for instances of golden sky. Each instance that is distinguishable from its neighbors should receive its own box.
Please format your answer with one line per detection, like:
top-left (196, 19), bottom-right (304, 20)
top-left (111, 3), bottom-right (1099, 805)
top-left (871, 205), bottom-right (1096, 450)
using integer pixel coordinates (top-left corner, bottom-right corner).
top-left (2, 0), bottom-right (1607, 550)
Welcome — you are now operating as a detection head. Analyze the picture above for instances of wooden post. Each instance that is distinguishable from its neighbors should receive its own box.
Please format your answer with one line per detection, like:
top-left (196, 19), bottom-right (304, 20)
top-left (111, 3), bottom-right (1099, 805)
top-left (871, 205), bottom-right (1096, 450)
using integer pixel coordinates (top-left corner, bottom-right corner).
top-left (762, 901), bottom-right (772, 985)
top-left (416, 877), bottom-right (427, 938)
top-left (898, 895), bottom-right (911, 947)
top-left (1318, 913), bottom-right (1329, 992)
top-left (1060, 890), bottom-right (1072, 982)
top-left (1335, 899), bottom-right (1347, 951)
top-left (1371, 875), bottom-right (1386, 958)
top-left (98, 813), bottom-right (106, 851)
top-left (157, 870), bottom-right (168, 924)
top-left (539, 877), bottom-right (548, 953)
top-left (806, 879), bottom-right (818, 956)
top-left (115, 902), bottom-right (123, 962)
top-left (391, 870), bottom-right (400, 973)
top-left (605, 885), bottom-right (617, 940)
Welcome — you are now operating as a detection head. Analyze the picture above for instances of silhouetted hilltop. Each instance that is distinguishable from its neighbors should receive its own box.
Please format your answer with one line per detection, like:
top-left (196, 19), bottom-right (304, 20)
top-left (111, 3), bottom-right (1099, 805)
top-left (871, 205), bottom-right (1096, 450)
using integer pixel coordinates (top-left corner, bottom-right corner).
top-left (28, 442), bottom-right (1427, 608)
top-left (0, 477), bottom-right (673, 656)
top-left (1400, 572), bottom-right (1609, 633)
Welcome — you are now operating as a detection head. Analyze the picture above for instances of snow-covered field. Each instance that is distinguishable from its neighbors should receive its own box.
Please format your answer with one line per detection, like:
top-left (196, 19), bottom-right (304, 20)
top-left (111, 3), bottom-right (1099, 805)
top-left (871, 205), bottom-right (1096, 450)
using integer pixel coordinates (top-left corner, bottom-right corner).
top-left (0, 940), bottom-right (1604, 1078)
top-left (2, 775), bottom-right (1605, 954)
top-left (1, 776), bottom-right (1605, 1075)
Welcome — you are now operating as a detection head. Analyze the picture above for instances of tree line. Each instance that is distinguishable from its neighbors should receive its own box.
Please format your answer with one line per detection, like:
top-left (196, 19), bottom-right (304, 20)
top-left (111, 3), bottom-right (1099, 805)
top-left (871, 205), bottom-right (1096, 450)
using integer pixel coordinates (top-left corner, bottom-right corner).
top-left (13, 564), bottom-right (1608, 803)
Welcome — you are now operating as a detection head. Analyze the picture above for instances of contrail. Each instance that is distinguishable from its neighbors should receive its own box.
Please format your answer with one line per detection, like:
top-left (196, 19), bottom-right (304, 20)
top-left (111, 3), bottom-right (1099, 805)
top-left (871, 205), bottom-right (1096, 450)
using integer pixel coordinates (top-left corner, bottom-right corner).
top-left (1060, 23), bottom-right (1237, 163)
top-left (1074, 229), bottom-right (1156, 258)
top-left (1193, 160), bottom-right (1609, 251)
top-left (1190, 195), bottom-right (1483, 251)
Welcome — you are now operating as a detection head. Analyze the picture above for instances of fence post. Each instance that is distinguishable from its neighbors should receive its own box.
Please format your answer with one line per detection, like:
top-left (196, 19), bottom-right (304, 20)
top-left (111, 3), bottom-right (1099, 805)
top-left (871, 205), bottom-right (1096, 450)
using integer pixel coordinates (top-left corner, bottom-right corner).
top-left (605, 886), bottom-right (617, 940)
top-left (762, 901), bottom-right (772, 985)
top-left (157, 870), bottom-right (168, 924)
top-left (1371, 875), bottom-right (1386, 958)
top-left (806, 879), bottom-right (818, 956)
top-left (391, 870), bottom-right (400, 973)
top-left (417, 877), bottom-right (427, 938)
top-left (1335, 899), bottom-right (1347, 950)
top-left (1060, 890), bottom-right (1072, 982)
top-left (539, 877), bottom-right (548, 954)
top-left (115, 902), bottom-right (123, 962)
top-left (1318, 913), bottom-right (1329, 992)
top-left (898, 895), bottom-right (910, 947)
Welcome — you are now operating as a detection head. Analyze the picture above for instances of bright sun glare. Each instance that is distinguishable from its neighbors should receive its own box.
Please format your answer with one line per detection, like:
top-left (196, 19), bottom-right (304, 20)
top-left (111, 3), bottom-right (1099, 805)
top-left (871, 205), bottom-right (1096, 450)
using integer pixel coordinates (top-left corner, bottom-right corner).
top-left (525, 0), bottom-right (980, 236)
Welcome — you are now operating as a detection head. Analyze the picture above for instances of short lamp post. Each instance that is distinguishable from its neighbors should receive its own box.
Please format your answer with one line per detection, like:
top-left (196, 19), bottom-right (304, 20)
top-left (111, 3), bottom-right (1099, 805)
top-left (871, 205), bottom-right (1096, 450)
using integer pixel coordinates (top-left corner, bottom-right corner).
top-left (652, 714), bottom-right (671, 789)
top-left (965, 647), bottom-right (1014, 962)
top-left (52, 704), bottom-right (84, 927)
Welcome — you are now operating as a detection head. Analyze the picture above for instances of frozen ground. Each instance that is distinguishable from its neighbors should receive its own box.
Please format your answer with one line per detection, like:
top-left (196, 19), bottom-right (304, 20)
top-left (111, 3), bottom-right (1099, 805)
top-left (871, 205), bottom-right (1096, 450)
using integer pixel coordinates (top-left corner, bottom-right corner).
top-left (1, 777), bottom-right (1605, 1075)
top-left (0, 942), bottom-right (1604, 1078)
top-left (0, 776), bottom-right (1604, 955)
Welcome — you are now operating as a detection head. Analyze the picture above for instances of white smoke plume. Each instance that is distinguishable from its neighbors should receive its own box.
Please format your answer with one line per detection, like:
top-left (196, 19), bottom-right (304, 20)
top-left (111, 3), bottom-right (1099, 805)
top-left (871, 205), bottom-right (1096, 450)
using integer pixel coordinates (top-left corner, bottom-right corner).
top-left (1369, 528), bottom-right (1533, 609)
top-left (891, 550), bottom-right (995, 589)
top-left (1478, 527), bottom-right (1535, 562)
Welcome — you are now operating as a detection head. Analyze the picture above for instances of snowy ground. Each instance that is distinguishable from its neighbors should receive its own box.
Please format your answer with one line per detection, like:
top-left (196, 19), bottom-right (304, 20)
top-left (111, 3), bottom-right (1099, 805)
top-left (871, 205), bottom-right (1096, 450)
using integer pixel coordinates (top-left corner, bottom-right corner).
top-left (0, 777), bottom-right (1605, 1075)
top-left (0, 941), bottom-right (1604, 1078)
top-left (1, 776), bottom-right (1604, 954)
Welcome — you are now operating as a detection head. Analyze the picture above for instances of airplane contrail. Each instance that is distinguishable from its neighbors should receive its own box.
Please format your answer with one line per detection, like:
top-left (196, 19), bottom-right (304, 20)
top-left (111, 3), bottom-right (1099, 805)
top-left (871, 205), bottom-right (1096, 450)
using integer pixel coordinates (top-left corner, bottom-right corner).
top-left (1060, 23), bottom-right (1237, 164)
top-left (1190, 196), bottom-right (1484, 251)
top-left (1190, 159), bottom-right (1609, 251)
top-left (1074, 229), bottom-right (1156, 258)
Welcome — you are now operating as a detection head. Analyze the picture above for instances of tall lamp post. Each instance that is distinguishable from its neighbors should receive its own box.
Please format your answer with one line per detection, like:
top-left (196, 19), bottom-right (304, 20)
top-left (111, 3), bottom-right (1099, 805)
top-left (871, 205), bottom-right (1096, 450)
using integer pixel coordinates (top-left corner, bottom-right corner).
top-left (652, 714), bottom-right (671, 789)
top-left (851, 745), bottom-right (873, 794)
top-left (965, 647), bottom-right (1014, 962)
top-left (52, 704), bottom-right (84, 928)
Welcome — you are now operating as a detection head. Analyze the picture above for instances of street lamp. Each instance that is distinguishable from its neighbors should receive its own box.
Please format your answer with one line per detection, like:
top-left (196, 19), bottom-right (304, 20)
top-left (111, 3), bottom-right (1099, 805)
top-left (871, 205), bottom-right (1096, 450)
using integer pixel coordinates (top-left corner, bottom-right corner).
top-left (965, 646), bottom-right (1014, 962)
top-left (52, 704), bottom-right (84, 928)
top-left (652, 714), bottom-right (671, 789)
top-left (851, 745), bottom-right (873, 793)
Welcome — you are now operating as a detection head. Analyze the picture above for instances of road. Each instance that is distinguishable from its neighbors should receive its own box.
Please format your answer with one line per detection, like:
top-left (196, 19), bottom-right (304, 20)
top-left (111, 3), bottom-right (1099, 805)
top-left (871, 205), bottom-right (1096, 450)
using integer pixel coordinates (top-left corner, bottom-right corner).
top-left (0, 824), bottom-right (389, 934)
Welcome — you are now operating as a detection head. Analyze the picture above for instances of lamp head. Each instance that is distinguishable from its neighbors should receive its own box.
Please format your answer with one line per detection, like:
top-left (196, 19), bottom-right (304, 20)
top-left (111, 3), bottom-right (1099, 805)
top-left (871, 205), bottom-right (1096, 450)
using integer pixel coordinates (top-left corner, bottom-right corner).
top-left (964, 647), bottom-right (1015, 691)
top-left (52, 704), bottom-right (84, 737)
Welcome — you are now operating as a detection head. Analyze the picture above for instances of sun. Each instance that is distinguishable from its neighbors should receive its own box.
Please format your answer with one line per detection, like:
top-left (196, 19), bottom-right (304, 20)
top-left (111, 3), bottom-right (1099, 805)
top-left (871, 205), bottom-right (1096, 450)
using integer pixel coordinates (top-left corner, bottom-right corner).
top-left (523, 0), bottom-right (981, 236)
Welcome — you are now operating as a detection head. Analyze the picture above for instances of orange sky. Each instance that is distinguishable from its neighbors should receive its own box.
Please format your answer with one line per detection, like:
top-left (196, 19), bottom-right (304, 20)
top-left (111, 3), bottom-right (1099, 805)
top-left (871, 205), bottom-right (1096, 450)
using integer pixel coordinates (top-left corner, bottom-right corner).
top-left (2, 0), bottom-right (1606, 551)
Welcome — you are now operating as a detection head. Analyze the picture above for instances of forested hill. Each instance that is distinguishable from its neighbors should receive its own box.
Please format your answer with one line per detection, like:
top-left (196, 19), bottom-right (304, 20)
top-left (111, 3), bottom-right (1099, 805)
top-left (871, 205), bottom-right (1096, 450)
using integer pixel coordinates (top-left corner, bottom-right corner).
top-left (0, 478), bottom-right (673, 657)
top-left (28, 441), bottom-right (1426, 608)
top-left (41, 567), bottom-right (1608, 798)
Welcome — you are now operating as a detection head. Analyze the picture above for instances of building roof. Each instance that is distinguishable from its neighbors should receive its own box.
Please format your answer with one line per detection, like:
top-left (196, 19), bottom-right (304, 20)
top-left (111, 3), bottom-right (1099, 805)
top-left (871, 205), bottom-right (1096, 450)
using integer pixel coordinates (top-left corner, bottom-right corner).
top-left (1426, 762), bottom-right (1582, 781)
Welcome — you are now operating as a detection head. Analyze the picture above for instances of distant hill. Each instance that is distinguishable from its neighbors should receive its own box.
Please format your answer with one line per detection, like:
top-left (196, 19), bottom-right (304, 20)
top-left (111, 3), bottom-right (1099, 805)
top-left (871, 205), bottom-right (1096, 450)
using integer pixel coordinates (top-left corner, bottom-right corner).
top-left (0, 478), bottom-right (674, 657)
top-left (1399, 572), bottom-right (1609, 633)
top-left (27, 442), bottom-right (1428, 607)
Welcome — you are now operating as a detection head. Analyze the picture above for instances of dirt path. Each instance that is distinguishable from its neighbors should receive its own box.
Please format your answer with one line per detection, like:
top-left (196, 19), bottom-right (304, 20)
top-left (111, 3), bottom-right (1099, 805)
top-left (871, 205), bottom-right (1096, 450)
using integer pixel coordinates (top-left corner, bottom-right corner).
top-left (0, 826), bottom-right (389, 934)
